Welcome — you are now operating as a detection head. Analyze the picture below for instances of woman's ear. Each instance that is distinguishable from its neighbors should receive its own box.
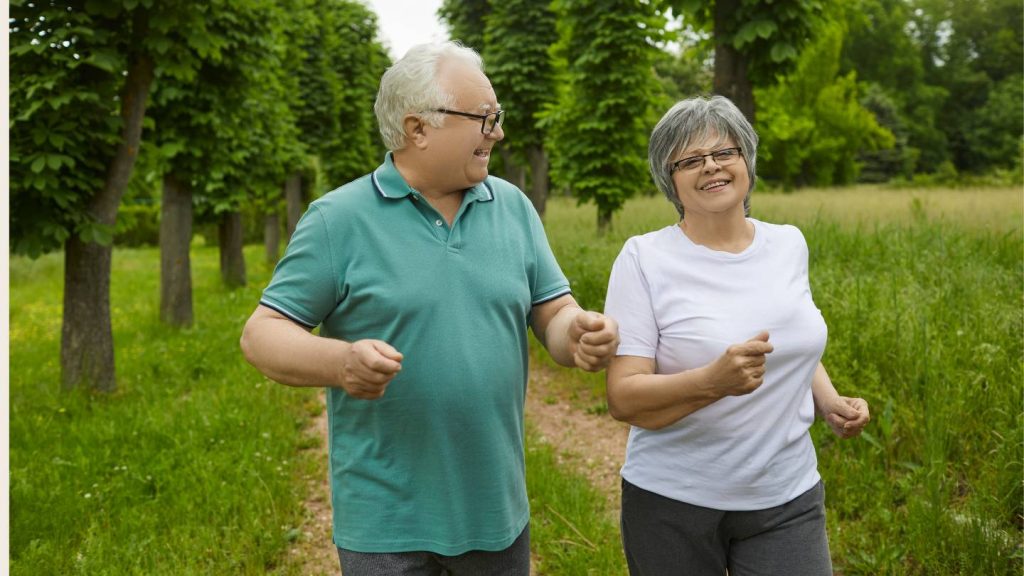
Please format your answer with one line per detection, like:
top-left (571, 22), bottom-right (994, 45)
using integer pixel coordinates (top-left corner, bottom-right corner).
top-left (403, 114), bottom-right (429, 149)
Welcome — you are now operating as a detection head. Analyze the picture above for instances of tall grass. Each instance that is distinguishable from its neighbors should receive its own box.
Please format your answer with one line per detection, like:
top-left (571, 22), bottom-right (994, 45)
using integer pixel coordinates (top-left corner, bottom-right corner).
top-left (541, 186), bottom-right (1022, 575)
top-left (9, 246), bottom-right (321, 575)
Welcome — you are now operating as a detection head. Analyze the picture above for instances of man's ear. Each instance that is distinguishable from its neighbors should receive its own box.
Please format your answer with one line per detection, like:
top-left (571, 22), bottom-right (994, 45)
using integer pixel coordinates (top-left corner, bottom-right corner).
top-left (403, 114), bottom-right (429, 149)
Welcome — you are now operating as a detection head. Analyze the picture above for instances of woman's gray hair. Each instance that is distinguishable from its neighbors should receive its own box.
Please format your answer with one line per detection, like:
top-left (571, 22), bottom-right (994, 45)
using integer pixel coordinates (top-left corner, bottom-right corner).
top-left (374, 42), bottom-right (484, 151)
top-left (648, 95), bottom-right (759, 218)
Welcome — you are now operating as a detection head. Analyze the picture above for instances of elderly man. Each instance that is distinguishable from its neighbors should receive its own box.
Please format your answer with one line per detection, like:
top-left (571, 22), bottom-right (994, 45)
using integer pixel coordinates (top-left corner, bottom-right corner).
top-left (240, 42), bottom-right (619, 575)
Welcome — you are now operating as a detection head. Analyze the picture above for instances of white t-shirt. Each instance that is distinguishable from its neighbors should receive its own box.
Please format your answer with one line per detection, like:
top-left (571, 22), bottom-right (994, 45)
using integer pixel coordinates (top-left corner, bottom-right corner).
top-left (604, 219), bottom-right (826, 511)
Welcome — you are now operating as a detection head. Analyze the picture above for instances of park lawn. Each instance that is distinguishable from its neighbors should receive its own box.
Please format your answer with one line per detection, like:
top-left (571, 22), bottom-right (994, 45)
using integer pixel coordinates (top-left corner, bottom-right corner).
top-left (537, 185), bottom-right (1023, 575)
top-left (9, 185), bottom-right (1022, 575)
top-left (8, 242), bottom-right (626, 575)
top-left (9, 245), bottom-right (324, 575)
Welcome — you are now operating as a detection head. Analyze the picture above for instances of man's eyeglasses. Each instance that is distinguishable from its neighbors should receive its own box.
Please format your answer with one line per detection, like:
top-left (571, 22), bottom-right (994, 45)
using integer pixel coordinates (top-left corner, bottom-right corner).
top-left (671, 147), bottom-right (743, 173)
top-left (432, 108), bottom-right (505, 135)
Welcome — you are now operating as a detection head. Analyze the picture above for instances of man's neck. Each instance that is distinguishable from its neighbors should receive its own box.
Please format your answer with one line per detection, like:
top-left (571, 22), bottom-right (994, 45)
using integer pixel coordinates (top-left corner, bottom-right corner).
top-left (392, 151), bottom-right (466, 224)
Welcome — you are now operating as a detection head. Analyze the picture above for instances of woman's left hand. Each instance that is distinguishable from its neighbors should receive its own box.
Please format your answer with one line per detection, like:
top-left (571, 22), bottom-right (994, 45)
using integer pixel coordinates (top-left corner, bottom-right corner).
top-left (820, 396), bottom-right (870, 438)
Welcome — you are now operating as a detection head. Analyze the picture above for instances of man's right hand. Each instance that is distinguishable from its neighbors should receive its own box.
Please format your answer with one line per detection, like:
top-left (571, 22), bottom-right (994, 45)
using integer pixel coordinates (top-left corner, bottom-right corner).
top-left (339, 340), bottom-right (404, 399)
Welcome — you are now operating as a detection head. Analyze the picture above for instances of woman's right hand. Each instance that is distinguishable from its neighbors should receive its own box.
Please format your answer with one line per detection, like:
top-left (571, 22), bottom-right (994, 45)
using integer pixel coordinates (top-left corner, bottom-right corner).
top-left (702, 331), bottom-right (774, 398)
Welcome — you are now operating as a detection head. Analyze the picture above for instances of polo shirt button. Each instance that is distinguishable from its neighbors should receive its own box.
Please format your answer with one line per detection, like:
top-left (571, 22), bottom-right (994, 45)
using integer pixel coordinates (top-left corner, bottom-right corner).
top-left (435, 219), bottom-right (443, 226)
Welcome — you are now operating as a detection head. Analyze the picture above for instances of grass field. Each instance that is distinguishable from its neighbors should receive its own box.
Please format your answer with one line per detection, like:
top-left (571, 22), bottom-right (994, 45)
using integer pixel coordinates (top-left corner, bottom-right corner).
top-left (9, 184), bottom-right (1023, 574)
top-left (539, 185), bottom-right (1023, 575)
top-left (8, 247), bottom-right (325, 574)
top-left (7, 244), bottom-right (623, 575)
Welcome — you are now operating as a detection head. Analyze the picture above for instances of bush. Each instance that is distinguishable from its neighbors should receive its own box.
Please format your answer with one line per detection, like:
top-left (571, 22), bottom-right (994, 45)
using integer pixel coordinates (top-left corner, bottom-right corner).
top-left (115, 202), bottom-right (160, 247)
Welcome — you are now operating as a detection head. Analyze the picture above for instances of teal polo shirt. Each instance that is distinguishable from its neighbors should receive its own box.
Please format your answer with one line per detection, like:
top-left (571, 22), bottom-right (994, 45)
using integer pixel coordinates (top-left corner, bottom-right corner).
top-left (260, 153), bottom-right (571, 555)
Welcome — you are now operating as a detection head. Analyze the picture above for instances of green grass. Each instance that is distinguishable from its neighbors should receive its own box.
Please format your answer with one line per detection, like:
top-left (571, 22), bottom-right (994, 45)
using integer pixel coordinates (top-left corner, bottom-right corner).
top-left (539, 187), bottom-right (1023, 575)
top-left (9, 246), bottom-right (321, 575)
top-left (526, 427), bottom-right (627, 575)
top-left (9, 242), bottom-right (630, 575)
top-left (10, 185), bottom-right (1022, 574)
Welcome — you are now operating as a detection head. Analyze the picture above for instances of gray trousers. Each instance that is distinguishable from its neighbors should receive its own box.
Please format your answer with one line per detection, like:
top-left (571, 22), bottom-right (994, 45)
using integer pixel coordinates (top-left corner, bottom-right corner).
top-left (337, 524), bottom-right (530, 576)
top-left (621, 479), bottom-right (833, 576)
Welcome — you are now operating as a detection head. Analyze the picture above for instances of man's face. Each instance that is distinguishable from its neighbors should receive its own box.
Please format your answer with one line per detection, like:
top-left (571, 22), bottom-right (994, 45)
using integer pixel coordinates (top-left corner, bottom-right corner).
top-left (427, 63), bottom-right (504, 191)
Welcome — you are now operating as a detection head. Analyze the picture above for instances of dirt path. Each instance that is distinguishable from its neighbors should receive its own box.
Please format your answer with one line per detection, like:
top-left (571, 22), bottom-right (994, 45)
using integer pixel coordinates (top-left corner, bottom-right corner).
top-left (281, 367), bottom-right (629, 574)
top-left (525, 363), bottom-right (630, 517)
top-left (279, 390), bottom-right (337, 576)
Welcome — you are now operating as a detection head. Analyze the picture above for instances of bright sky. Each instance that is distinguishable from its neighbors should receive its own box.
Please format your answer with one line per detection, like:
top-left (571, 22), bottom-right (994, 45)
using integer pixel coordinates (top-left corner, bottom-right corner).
top-left (362, 0), bottom-right (449, 60)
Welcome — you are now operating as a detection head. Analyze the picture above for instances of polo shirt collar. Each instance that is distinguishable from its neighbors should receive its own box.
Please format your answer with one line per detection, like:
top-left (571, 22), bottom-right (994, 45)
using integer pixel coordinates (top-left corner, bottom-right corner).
top-left (372, 152), bottom-right (494, 203)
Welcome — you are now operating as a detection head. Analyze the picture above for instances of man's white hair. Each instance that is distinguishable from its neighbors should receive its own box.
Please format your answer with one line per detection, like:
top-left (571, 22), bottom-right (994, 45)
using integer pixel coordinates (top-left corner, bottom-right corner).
top-left (374, 42), bottom-right (484, 151)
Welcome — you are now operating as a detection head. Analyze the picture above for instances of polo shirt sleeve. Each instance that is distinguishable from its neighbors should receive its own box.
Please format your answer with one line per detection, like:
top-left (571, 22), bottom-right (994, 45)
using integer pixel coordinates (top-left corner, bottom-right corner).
top-left (259, 204), bottom-right (339, 328)
top-left (527, 210), bottom-right (571, 307)
top-left (604, 238), bottom-right (658, 358)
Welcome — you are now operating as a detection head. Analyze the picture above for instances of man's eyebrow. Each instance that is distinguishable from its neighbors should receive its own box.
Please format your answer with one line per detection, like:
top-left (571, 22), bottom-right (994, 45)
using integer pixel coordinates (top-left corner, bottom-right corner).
top-left (478, 102), bottom-right (502, 112)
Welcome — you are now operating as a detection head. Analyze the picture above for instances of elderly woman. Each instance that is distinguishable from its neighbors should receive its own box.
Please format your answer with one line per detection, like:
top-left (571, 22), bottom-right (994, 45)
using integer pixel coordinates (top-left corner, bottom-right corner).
top-left (603, 95), bottom-right (870, 575)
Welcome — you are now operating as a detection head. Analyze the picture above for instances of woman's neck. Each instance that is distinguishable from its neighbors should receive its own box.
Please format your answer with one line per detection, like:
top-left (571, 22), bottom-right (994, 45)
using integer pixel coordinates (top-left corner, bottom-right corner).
top-left (679, 213), bottom-right (753, 254)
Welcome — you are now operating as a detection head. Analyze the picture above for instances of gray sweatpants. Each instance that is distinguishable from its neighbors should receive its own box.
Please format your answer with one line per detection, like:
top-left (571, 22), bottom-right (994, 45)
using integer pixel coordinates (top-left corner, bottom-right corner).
top-left (621, 479), bottom-right (833, 576)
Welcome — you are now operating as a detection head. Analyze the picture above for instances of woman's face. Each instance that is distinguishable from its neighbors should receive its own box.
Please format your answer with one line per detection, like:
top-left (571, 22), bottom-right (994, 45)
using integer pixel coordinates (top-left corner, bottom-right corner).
top-left (671, 132), bottom-right (749, 219)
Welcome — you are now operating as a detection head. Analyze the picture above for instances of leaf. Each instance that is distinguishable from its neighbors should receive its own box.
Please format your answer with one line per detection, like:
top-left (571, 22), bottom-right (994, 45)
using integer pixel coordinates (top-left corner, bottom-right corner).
top-left (770, 42), bottom-right (798, 63)
top-left (734, 19), bottom-right (777, 47)
top-left (16, 99), bottom-right (44, 122)
top-left (31, 156), bottom-right (47, 174)
top-left (84, 50), bottom-right (122, 73)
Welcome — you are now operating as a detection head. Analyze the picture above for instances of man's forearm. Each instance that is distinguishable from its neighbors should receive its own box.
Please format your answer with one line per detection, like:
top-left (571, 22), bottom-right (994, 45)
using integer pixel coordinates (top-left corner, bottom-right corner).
top-left (542, 304), bottom-right (584, 368)
top-left (240, 306), bottom-right (348, 388)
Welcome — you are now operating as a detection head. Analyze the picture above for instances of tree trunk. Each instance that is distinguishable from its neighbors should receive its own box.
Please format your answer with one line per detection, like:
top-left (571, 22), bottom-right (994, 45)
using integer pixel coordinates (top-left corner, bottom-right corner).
top-left (61, 52), bottom-right (154, 392)
top-left (218, 211), bottom-right (247, 288)
top-left (264, 212), bottom-right (281, 265)
top-left (285, 173), bottom-right (303, 241)
top-left (500, 148), bottom-right (526, 191)
top-left (159, 174), bottom-right (193, 327)
top-left (713, 0), bottom-right (756, 124)
top-left (62, 237), bottom-right (116, 391)
top-left (526, 145), bottom-right (549, 218)
top-left (597, 205), bottom-right (613, 236)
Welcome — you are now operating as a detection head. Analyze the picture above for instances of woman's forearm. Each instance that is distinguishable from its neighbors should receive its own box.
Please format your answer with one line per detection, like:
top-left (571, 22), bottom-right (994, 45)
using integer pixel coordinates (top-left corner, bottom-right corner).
top-left (607, 364), bottom-right (721, 430)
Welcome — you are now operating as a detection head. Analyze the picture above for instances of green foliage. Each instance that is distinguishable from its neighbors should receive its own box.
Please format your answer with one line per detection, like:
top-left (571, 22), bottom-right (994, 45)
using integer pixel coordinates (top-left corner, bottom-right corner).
top-left (438, 0), bottom-right (490, 52)
top-left (960, 74), bottom-right (1024, 174)
top-left (755, 21), bottom-right (894, 188)
top-left (296, 0), bottom-right (389, 191)
top-left (147, 0), bottom-right (306, 223)
top-left (546, 0), bottom-right (667, 229)
top-left (9, 246), bottom-right (318, 574)
top-left (114, 202), bottom-right (161, 247)
top-left (908, 0), bottom-right (1022, 174)
top-left (10, 2), bottom-right (125, 257)
top-left (840, 0), bottom-right (949, 175)
top-left (8, 0), bottom-right (225, 257)
top-left (482, 0), bottom-right (559, 155)
top-left (672, 0), bottom-right (825, 84)
top-left (855, 84), bottom-right (918, 182)
top-left (652, 40), bottom-right (714, 106)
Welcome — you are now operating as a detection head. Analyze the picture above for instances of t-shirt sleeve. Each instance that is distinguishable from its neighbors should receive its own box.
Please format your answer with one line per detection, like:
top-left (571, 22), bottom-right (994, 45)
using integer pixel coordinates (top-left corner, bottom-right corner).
top-left (604, 239), bottom-right (658, 358)
top-left (525, 199), bottom-right (571, 305)
top-left (259, 204), bottom-right (339, 328)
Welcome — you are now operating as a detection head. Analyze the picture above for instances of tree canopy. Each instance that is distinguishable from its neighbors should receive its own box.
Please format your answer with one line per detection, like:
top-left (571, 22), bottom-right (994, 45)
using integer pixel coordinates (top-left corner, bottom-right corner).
top-left (546, 0), bottom-right (667, 231)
